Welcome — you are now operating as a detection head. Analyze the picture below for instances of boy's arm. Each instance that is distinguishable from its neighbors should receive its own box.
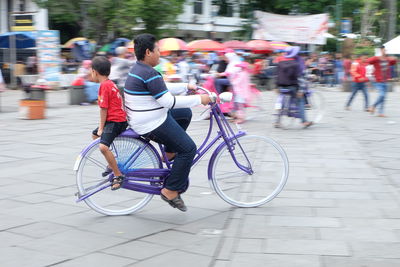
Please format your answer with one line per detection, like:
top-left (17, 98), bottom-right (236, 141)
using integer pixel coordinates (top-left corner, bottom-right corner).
top-left (97, 108), bottom-right (108, 136)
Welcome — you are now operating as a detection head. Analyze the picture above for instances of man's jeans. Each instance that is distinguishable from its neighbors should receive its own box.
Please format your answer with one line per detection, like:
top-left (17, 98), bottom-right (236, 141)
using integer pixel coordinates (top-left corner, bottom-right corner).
top-left (143, 108), bottom-right (196, 192)
top-left (372, 82), bottom-right (388, 114)
top-left (214, 78), bottom-right (230, 94)
top-left (346, 82), bottom-right (369, 109)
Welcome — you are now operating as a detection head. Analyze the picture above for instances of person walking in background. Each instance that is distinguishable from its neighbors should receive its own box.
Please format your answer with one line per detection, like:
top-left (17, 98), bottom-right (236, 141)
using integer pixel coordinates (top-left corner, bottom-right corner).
top-left (345, 53), bottom-right (369, 111)
top-left (342, 55), bottom-right (353, 82)
top-left (0, 68), bottom-right (6, 92)
top-left (334, 53), bottom-right (344, 86)
top-left (324, 54), bottom-right (335, 87)
top-left (214, 50), bottom-right (231, 94)
top-left (224, 52), bottom-right (252, 124)
top-left (109, 46), bottom-right (135, 89)
top-left (367, 46), bottom-right (397, 117)
top-left (275, 46), bottom-right (312, 128)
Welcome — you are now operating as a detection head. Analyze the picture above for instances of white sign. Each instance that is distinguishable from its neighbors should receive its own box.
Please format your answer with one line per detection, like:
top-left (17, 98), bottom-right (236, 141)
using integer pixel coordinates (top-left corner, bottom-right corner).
top-left (252, 11), bottom-right (329, 45)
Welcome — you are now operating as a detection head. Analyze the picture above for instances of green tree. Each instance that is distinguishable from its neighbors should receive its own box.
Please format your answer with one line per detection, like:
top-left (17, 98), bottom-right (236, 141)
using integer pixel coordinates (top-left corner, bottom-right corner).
top-left (35, 0), bottom-right (185, 44)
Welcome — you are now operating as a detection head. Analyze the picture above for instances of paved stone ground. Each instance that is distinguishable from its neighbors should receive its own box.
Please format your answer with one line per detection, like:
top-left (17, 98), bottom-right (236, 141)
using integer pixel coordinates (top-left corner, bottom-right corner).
top-left (0, 86), bottom-right (399, 267)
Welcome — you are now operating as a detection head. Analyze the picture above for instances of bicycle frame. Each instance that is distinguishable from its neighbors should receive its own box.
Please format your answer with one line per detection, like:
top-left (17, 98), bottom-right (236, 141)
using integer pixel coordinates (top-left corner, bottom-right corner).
top-left (278, 88), bottom-right (314, 119)
top-left (76, 101), bottom-right (249, 202)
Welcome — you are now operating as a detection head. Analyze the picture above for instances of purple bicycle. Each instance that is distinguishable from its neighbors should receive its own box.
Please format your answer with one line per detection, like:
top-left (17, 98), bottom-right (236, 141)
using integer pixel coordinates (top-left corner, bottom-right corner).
top-left (74, 87), bottom-right (289, 216)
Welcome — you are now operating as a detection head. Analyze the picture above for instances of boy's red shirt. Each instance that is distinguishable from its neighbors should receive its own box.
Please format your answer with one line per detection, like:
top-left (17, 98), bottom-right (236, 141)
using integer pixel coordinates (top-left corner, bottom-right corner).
top-left (98, 79), bottom-right (126, 122)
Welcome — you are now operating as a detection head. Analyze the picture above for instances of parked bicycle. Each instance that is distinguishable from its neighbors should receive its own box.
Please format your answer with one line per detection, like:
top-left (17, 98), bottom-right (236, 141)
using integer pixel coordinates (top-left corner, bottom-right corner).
top-left (74, 87), bottom-right (289, 216)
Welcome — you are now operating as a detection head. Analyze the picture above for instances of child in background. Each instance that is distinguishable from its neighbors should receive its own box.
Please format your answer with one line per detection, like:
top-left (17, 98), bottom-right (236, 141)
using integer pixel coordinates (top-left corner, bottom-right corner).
top-left (90, 56), bottom-right (128, 190)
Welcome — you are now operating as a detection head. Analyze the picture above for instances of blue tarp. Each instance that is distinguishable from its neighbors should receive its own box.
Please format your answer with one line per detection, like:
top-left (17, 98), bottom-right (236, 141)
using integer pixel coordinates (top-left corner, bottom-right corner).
top-left (110, 38), bottom-right (130, 55)
top-left (0, 31), bottom-right (36, 48)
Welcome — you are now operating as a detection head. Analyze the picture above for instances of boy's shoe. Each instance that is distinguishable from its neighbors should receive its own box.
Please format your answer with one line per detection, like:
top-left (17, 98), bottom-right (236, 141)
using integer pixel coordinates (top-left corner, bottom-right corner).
top-left (111, 175), bottom-right (125, 190)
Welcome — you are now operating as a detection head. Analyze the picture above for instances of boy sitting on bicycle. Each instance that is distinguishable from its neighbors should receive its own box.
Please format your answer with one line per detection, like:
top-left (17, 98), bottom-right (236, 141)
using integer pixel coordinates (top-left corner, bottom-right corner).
top-left (90, 56), bottom-right (128, 190)
top-left (274, 46), bottom-right (313, 128)
top-left (124, 34), bottom-right (211, 212)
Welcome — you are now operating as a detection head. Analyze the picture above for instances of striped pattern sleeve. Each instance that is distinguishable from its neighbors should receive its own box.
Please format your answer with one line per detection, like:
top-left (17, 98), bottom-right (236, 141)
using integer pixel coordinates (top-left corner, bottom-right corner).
top-left (124, 62), bottom-right (168, 98)
top-left (145, 72), bottom-right (169, 99)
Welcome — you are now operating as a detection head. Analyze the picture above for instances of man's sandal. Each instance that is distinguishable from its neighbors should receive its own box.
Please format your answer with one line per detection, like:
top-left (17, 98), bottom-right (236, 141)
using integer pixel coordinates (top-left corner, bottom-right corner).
top-left (111, 176), bottom-right (125, 191)
top-left (160, 193), bottom-right (187, 212)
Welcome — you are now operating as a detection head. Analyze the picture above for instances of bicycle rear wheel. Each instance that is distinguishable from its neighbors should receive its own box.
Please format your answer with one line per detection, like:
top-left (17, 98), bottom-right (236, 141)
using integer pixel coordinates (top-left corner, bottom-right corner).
top-left (306, 90), bottom-right (325, 123)
top-left (209, 135), bottom-right (289, 207)
top-left (276, 95), bottom-right (295, 129)
top-left (76, 137), bottom-right (160, 215)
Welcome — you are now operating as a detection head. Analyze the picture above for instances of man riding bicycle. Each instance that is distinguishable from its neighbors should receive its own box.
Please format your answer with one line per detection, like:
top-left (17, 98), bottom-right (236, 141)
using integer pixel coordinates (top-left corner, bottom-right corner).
top-left (274, 46), bottom-right (313, 128)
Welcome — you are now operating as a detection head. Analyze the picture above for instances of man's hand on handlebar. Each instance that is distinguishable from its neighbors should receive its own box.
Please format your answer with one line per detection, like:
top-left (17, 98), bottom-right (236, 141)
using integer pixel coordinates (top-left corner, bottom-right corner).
top-left (200, 94), bottom-right (212, 105)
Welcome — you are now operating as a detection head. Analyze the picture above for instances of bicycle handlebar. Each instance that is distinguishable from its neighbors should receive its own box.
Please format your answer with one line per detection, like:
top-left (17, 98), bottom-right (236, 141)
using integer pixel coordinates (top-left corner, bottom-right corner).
top-left (196, 86), bottom-right (217, 104)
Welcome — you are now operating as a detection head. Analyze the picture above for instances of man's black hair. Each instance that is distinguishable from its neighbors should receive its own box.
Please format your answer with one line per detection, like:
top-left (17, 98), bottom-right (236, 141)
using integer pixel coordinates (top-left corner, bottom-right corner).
top-left (91, 56), bottom-right (111, 76)
top-left (134, 33), bottom-right (156, 61)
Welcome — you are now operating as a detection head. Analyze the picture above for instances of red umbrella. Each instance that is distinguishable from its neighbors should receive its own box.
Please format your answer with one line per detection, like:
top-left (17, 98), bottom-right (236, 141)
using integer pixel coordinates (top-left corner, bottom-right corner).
top-left (187, 39), bottom-right (225, 51)
top-left (223, 40), bottom-right (250, 50)
top-left (269, 41), bottom-right (290, 51)
top-left (246, 40), bottom-right (272, 54)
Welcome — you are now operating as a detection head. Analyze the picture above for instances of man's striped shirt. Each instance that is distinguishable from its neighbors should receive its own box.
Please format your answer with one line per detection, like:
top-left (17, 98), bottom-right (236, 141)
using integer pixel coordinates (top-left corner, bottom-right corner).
top-left (124, 61), bottom-right (200, 134)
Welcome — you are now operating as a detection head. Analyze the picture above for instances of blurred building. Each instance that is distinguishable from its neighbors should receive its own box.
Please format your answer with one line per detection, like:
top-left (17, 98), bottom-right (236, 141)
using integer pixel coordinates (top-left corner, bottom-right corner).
top-left (0, 0), bottom-right (48, 33)
top-left (175, 0), bottom-right (246, 41)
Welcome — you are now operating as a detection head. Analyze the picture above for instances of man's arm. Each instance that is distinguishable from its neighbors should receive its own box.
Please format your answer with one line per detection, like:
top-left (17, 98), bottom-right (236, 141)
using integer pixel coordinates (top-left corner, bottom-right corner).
top-left (367, 56), bottom-right (377, 64)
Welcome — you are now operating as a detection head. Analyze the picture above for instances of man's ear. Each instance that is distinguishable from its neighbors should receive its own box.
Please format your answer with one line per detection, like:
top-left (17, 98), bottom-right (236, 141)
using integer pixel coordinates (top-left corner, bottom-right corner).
top-left (145, 48), bottom-right (151, 57)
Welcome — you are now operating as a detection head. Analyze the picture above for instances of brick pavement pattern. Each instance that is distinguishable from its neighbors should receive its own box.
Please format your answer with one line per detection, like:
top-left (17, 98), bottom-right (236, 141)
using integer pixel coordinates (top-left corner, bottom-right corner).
top-left (0, 87), bottom-right (399, 267)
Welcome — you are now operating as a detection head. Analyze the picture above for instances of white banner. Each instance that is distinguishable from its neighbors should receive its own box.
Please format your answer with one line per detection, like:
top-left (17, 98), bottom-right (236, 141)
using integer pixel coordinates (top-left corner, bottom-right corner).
top-left (252, 11), bottom-right (328, 45)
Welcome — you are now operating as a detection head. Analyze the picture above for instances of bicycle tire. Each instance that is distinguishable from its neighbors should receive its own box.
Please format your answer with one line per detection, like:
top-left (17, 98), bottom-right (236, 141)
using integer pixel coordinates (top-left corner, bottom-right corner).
top-left (76, 136), bottom-right (160, 216)
top-left (277, 94), bottom-right (295, 129)
top-left (306, 90), bottom-right (325, 123)
top-left (209, 135), bottom-right (289, 207)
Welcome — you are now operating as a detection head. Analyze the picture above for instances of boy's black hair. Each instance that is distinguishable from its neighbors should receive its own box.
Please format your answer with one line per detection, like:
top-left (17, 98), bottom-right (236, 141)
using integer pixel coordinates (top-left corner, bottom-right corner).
top-left (134, 33), bottom-right (156, 61)
top-left (91, 56), bottom-right (111, 76)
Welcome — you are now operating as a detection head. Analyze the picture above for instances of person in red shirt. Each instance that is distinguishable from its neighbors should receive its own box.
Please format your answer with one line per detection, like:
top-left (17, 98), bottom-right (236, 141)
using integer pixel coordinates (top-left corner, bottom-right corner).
top-left (90, 56), bottom-right (128, 190)
top-left (367, 46), bottom-right (397, 117)
top-left (345, 53), bottom-right (369, 111)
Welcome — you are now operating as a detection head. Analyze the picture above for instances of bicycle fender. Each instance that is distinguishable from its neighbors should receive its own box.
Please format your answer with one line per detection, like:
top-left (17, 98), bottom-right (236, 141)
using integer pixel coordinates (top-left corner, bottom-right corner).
top-left (207, 131), bottom-right (246, 181)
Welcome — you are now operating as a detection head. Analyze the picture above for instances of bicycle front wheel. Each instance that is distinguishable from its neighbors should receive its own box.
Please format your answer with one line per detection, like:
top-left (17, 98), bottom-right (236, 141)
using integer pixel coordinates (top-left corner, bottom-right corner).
top-left (76, 137), bottom-right (160, 216)
top-left (209, 135), bottom-right (289, 207)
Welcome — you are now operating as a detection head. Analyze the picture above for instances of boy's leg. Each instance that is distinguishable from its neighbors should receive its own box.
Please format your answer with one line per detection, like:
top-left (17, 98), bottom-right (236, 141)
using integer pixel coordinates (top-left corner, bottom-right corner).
top-left (98, 122), bottom-right (128, 189)
top-left (99, 144), bottom-right (122, 177)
